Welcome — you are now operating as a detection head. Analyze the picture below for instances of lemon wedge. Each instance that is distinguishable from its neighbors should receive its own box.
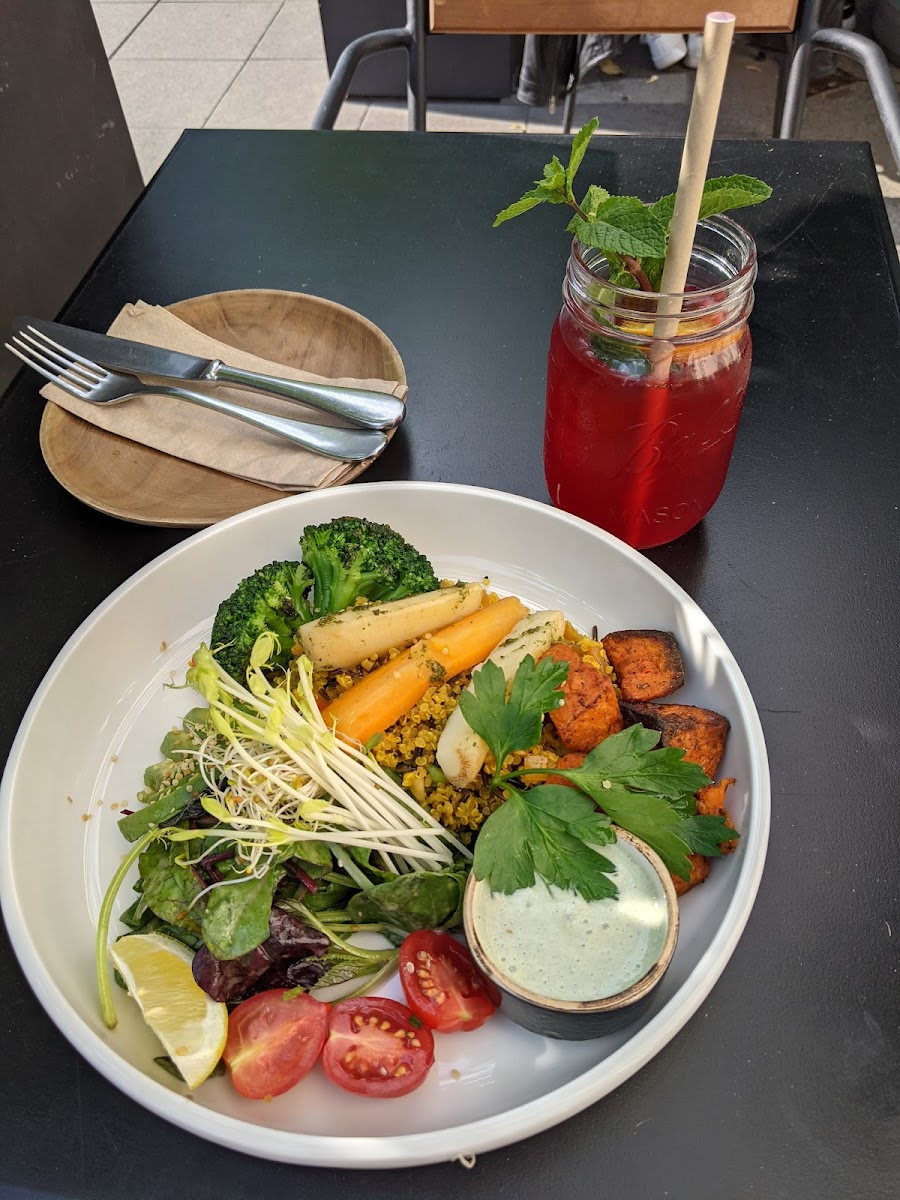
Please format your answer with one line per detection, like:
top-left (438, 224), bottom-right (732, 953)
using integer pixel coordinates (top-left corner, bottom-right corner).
top-left (109, 933), bottom-right (227, 1090)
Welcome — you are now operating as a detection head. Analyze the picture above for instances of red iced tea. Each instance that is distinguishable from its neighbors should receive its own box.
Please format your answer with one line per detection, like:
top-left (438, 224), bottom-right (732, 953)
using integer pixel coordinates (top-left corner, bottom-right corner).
top-left (544, 217), bottom-right (756, 549)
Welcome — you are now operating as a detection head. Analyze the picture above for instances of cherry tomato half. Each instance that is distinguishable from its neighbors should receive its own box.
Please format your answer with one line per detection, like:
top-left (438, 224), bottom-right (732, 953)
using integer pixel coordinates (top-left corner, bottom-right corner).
top-left (322, 997), bottom-right (435, 1098)
top-left (399, 931), bottom-right (500, 1033)
top-left (223, 989), bottom-right (328, 1100)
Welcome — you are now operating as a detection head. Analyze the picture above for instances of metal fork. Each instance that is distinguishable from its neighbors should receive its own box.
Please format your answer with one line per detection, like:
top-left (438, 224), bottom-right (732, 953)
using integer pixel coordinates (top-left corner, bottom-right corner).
top-left (5, 328), bottom-right (388, 462)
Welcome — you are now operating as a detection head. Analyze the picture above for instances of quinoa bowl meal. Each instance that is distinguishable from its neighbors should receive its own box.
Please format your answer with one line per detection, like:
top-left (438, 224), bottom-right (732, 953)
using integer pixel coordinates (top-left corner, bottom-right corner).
top-left (0, 482), bottom-right (769, 1168)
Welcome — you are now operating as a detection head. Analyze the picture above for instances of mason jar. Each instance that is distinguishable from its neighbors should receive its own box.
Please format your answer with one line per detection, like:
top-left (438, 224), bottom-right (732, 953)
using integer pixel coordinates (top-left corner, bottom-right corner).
top-left (544, 215), bottom-right (757, 549)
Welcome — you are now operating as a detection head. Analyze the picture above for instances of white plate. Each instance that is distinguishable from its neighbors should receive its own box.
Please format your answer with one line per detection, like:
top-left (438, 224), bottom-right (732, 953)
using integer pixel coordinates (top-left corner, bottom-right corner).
top-left (0, 483), bottom-right (769, 1169)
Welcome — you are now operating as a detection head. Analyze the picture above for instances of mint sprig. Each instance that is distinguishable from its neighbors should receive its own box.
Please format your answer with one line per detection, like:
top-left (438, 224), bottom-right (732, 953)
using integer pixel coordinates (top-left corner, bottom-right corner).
top-left (651, 173), bottom-right (773, 228)
top-left (567, 197), bottom-right (668, 259)
top-left (494, 117), bottom-right (772, 292)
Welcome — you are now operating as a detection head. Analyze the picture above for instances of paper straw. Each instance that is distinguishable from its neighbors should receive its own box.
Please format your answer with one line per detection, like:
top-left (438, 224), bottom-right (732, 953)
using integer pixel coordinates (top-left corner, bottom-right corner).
top-left (651, 11), bottom-right (736, 382)
top-left (624, 12), bottom-right (735, 547)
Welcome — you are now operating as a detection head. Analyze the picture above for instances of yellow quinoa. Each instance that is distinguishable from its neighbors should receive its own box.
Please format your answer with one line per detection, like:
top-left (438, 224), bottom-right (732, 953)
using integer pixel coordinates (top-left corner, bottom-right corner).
top-left (301, 606), bottom-right (616, 839)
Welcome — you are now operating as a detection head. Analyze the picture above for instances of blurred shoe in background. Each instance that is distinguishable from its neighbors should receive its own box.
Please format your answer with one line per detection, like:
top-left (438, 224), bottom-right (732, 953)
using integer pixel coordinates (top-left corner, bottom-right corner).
top-left (684, 33), bottom-right (703, 69)
top-left (641, 33), bottom-right (687, 70)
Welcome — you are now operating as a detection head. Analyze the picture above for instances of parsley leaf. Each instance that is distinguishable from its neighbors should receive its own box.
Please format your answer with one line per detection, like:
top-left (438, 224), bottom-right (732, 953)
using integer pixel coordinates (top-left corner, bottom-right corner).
top-left (559, 723), bottom-right (712, 797)
top-left (664, 791), bottom-right (698, 819)
top-left (678, 814), bottom-right (738, 857)
top-left (590, 784), bottom-right (695, 880)
top-left (473, 784), bottom-right (618, 901)
top-left (457, 654), bottom-right (569, 785)
top-left (467, 658), bottom-right (739, 896)
top-left (546, 729), bottom-right (737, 881)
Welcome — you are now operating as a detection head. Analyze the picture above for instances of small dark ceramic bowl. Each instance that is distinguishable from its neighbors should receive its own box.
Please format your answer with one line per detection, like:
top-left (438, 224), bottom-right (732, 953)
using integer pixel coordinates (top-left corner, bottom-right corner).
top-left (463, 831), bottom-right (679, 1041)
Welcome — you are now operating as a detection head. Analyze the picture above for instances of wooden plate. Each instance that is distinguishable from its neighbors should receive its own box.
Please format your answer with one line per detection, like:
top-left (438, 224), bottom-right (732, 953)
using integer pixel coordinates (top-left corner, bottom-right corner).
top-left (38, 289), bottom-right (407, 528)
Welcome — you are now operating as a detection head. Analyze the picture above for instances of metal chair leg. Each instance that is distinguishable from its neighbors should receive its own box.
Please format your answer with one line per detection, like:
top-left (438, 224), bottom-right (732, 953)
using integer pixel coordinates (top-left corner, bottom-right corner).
top-left (779, 0), bottom-right (822, 138)
top-left (562, 79), bottom-right (578, 134)
top-left (407, 0), bottom-right (427, 132)
top-left (771, 39), bottom-right (790, 137)
top-left (312, 0), bottom-right (427, 132)
top-left (562, 34), bottom-right (585, 135)
top-left (812, 27), bottom-right (900, 170)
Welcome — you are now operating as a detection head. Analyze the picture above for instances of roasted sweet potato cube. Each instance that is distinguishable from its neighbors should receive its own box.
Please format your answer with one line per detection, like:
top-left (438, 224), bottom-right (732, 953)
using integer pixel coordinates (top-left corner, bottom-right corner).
top-left (620, 701), bottom-right (729, 780)
top-left (601, 629), bottom-right (685, 702)
top-left (672, 854), bottom-right (711, 896)
top-left (697, 776), bottom-right (739, 853)
top-left (547, 752), bottom-right (586, 787)
top-left (543, 643), bottom-right (623, 753)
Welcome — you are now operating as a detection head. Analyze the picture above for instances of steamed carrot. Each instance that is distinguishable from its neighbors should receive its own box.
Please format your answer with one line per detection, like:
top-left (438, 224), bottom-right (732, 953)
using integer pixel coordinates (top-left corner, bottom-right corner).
top-left (321, 595), bottom-right (528, 746)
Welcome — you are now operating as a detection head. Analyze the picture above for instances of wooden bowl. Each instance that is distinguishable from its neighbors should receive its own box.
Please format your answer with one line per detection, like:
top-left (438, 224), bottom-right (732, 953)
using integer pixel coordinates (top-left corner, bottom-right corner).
top-left (38, 289), bottom-right (406, 528)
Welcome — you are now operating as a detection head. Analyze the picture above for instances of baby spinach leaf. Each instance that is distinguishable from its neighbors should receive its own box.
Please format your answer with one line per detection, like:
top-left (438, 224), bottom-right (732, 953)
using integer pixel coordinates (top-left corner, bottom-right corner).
top-left (346, 868), bottom-right (468, 941)
top-left (346, 845), bottom-right (398, 885)
top-left (118, 913), bottom-right (203, 952)
top-left (181, 707), bottom-right (211, 733)
top-left (192, 907), bottom-right (329, 1001)
top-left (119, 895), bottom-right (149, 929)
top-left (302, 879), bottom-right (353, 912)
top-left (278, 839), bottom-right (333, 879)
top-left (202, 866), bottom-right (284, 960)
top-left (313, 955), bottom-right (373, 989)
top-left (138, 838), bottom-right (204, 934)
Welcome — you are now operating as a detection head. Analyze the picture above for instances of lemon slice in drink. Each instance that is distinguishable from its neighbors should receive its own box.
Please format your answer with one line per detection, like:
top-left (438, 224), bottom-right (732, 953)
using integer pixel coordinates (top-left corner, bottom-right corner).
top-left (109, 933), bottom-right (227, 1090)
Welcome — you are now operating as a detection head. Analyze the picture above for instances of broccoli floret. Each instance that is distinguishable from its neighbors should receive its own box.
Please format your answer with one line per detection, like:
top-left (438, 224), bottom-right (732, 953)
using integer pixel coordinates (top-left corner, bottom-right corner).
top-left (210, 560), bottom-right (314, 681)
top-left (301, 516), bottom-right (439, 617)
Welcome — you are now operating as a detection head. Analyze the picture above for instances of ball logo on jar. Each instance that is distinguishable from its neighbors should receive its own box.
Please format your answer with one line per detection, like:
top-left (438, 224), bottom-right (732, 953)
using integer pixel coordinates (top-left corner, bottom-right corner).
top-left (615, 400), bottom-right (741, 483)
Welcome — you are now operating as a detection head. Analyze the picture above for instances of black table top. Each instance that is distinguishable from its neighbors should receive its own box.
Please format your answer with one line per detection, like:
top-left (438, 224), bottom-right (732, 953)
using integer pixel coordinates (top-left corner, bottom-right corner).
top-left (2, 130), bottom-right (900, 1200)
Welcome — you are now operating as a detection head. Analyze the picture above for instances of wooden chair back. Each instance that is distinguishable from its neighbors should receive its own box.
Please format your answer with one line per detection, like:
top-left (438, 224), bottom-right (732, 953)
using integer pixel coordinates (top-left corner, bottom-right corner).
top-left (430, 1), bottom-right (798, 35)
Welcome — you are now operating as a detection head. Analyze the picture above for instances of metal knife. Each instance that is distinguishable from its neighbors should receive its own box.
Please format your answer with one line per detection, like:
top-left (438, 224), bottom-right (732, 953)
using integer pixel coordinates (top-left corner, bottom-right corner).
top-left (15, 317), bottom-right (406, 431)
